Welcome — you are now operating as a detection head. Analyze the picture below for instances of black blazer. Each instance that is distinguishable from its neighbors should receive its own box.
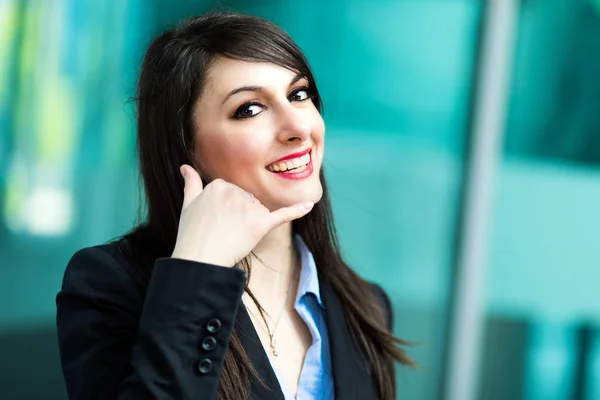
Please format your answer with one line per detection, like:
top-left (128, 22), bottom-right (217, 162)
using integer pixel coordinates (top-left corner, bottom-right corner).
top-left (56, 240), bottom-right (393, 400)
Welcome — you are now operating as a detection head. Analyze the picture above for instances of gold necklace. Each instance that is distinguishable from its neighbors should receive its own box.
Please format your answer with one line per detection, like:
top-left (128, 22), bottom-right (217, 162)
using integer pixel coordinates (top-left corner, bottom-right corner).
top-left (245, 252), bottom-right (298, 357)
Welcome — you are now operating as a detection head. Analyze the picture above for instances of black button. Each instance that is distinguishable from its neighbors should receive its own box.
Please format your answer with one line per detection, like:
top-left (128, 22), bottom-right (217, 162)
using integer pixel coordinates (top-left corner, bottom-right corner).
top-left (197, 358), bottom-right (213, 374)
top-left (201, 336), bottom-right (217, 352)
top-left (206, 318), bottom-right (222, 334)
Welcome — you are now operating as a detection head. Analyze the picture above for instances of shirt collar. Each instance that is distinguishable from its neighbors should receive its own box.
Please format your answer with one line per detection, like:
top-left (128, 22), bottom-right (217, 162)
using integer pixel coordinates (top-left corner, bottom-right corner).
top-left (293, 234), bottom-right (325, 309)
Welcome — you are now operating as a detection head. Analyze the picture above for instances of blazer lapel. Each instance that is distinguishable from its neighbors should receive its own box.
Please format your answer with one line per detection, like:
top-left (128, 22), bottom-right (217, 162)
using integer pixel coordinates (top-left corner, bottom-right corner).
top-left (235, 304), bottom-right (285, 400)
top-left (319, 274), bottom-right (379, 400)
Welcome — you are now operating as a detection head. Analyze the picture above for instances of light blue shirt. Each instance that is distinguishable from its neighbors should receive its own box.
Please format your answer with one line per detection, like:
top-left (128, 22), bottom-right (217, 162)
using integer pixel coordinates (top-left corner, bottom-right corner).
top-left (246, 235), bottom-right (334, 400)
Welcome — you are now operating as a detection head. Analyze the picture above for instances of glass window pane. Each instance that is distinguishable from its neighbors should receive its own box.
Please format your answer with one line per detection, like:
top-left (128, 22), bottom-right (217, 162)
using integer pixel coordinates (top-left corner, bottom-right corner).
top-left (482, 1), bottom-right (600, 399)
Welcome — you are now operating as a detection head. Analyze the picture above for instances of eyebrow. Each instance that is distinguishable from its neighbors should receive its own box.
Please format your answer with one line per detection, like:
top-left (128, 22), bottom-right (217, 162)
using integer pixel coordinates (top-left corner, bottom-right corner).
top-left (221, 73), bottom-right (306, 105)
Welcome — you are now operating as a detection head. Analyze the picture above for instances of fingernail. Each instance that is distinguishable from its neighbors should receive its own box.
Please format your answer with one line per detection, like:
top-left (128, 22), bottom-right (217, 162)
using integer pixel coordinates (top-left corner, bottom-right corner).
top-left (303, 201), bottom-right (314, 210)
top-left (180, 166), bottom-right (186, 178)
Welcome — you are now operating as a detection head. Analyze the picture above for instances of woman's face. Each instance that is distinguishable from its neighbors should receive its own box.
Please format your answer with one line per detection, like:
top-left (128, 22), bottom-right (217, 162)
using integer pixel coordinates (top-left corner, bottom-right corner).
top-left (192, 57), bottom-right (325, 211)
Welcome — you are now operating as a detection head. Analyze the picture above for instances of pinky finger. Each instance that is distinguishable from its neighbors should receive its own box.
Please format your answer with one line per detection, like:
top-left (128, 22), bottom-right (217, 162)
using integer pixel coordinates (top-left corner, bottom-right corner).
top-left (267, 201), bottom-right (314, 230)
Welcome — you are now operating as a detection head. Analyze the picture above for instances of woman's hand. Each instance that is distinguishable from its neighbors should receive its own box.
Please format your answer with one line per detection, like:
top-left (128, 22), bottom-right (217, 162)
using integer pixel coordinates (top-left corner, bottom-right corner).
top-left (171, 165), bottom-right (314, 267)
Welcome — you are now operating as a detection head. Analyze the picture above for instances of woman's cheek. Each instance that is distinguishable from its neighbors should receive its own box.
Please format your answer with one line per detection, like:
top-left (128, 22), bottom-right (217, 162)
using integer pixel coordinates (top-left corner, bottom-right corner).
top-left (224, 134), bottom-right (269, 169)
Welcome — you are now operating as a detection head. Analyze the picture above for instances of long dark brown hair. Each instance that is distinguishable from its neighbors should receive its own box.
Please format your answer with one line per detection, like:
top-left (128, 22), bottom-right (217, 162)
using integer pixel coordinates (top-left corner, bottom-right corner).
top-left (126, 12), bottom-right (414, 400)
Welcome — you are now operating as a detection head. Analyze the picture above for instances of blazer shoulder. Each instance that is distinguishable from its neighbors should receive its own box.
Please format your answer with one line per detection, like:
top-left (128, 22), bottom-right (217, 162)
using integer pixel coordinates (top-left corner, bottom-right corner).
top-left (370, 282), bottom-right (394, 332)
top-left (60, 241), bottom-right (146, 310)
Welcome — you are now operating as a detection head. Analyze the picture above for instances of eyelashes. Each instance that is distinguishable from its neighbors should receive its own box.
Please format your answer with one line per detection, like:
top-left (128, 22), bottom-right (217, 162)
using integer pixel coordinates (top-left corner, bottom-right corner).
top-left (288, 86), bottom-right (312, 102)
top-left (232, 86), bottom-right (314, 120)
top-left (232, 101), bottom-right (263, 119)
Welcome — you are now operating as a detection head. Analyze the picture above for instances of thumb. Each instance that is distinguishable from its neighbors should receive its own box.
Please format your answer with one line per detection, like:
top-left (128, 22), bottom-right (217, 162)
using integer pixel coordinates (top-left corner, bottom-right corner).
top-left (266, 201), bottom-right (314, 231)
top-left (180, 164), bottom-right (203, 210)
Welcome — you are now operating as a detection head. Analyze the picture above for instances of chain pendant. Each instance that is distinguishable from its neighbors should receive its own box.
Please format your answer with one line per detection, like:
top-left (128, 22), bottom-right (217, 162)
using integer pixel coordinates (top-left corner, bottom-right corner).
top-left (271, 337), bottom-right (279, 357)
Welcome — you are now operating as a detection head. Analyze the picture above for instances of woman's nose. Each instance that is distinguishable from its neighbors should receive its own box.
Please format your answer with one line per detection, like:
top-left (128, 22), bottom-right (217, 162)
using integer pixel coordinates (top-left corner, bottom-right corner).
top-left (275, 105), bottom-right (311, 144)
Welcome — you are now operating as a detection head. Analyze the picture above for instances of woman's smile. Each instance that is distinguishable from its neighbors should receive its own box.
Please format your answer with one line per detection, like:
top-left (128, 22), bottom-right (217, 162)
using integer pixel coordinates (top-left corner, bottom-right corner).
top-left (266, 148), bottom-right (314, 180)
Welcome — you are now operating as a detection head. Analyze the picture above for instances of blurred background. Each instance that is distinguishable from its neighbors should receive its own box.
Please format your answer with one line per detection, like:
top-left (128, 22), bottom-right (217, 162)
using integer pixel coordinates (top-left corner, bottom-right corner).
top-left (1, 0), bottom-right (599, 399)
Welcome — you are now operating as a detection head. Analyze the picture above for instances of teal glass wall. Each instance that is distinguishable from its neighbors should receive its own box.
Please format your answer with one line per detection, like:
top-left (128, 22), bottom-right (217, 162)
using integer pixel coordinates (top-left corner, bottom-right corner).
top-left (481, 0), bottom-right (600, 399)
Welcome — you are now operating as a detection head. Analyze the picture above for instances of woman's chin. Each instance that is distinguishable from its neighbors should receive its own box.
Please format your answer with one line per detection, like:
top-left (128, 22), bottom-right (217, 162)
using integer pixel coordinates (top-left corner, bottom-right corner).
top-left (270, 188), bottom-right (323, 211)
top-left (296, 184), bottom-right (322, 205)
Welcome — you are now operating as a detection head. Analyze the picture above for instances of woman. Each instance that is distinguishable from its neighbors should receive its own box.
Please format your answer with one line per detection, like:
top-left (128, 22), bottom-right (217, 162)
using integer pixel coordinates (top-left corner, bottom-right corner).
top-left (56, 12), bottom-right (414, 400)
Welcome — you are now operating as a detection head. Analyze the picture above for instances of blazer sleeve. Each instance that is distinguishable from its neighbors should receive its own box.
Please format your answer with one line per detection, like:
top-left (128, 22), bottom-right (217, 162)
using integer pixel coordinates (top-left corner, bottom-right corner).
top-left (56, 245), bottom-right (246, 400)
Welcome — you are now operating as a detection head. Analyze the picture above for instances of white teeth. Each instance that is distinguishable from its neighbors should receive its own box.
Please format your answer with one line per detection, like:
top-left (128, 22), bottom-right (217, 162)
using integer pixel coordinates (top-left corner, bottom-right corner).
top-left (267, 152), bottom-right (311, 172)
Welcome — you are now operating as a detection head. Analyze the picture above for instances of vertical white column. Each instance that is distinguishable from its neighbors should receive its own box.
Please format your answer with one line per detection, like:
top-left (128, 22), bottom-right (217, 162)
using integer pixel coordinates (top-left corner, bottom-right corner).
top-left (444, 1), bottom-right (517, 400)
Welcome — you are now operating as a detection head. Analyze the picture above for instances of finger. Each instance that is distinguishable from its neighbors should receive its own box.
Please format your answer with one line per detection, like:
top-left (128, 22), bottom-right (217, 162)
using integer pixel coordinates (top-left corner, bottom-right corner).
top-left (180, 164), bottom-right (204, 209)
top-left (266, 201), bottom-right (314, 230)
top-left (247, 191), bottom-right (257, 204)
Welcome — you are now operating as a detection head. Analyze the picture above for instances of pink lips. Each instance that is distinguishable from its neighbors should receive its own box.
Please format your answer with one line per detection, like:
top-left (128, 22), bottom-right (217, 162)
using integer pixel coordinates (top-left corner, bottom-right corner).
top-left (269, 147), bottom-right (311, 164)
top-left (267, 149), bottom-right (314, 180)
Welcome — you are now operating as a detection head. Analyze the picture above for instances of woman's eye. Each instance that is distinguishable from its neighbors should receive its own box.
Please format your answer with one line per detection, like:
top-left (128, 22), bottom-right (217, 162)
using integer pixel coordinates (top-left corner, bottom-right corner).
top-left (233, 103), bottom-right (264, 119)
top-left (290, 88), bottom-right (311, 102)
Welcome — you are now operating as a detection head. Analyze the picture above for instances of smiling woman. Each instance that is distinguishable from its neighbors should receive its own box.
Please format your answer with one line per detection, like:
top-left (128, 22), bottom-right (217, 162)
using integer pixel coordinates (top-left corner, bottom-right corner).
top-left (55, 12), bottom-right (414, 400)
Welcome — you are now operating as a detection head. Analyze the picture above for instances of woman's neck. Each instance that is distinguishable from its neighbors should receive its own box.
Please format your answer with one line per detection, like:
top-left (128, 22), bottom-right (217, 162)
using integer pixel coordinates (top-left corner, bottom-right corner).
top-left (246, 222), bottom-right (298, 307)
